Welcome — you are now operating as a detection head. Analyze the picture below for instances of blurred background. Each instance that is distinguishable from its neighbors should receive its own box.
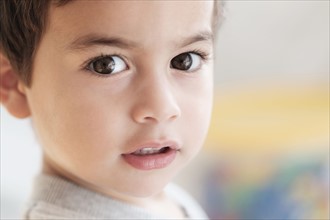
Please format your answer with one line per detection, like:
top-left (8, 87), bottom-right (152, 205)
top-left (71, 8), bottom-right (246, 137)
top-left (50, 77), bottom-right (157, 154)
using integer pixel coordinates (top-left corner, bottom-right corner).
top-left (1, 1), bottom-right (329, 219)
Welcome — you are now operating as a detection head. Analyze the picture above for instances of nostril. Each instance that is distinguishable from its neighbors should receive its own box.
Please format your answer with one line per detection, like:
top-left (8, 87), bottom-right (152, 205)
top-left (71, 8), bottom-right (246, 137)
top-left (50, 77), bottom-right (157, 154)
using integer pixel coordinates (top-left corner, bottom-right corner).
top-left (131, 93), bottom-right (181, 124)
top-left (138, 109), bottom-right (180, 123)
top-left (169, 114), bottom-right (179, 120)
top-left (143, 116), bottom-right (157, 122)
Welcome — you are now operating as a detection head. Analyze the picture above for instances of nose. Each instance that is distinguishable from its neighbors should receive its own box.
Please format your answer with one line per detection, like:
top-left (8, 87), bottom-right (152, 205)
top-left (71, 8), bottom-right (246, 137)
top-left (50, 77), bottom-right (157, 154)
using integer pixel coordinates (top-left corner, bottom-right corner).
top-left (131, 76), bottom-right (181, 124)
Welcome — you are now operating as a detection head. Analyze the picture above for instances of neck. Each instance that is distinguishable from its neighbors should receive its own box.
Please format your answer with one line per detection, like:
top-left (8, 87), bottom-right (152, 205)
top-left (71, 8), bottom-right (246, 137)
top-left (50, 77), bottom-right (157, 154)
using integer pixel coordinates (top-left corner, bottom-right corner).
top-left (42, 156), bottom-right (186, 218)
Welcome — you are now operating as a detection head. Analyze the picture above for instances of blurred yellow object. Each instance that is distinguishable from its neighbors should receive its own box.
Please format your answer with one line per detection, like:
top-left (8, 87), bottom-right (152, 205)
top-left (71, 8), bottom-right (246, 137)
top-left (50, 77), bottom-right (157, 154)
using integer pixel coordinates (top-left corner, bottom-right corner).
top-left (206, 80), bottom-right (329, 154)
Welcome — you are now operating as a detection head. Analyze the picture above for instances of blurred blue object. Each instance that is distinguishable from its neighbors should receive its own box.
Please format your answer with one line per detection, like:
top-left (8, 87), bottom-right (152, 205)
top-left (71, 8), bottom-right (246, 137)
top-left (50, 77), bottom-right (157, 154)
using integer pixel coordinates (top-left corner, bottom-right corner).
top-left (202, 153), bottom-right (329, 220)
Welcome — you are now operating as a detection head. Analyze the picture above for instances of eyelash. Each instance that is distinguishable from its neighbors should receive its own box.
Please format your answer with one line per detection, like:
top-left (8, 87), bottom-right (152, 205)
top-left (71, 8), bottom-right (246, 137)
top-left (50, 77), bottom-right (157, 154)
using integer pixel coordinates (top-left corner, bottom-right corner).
top-left (81, 49), bottom-right (211, 77)
top-left (81, 53), bottom-right (124, 76)
top-left (190, 49), bottom-right (210, 61)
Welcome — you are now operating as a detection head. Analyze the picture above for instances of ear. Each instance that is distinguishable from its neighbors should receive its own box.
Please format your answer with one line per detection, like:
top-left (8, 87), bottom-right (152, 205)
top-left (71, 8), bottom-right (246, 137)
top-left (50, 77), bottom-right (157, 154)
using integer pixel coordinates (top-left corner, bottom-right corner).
top-left (0, 53), bottom-right (31, 118)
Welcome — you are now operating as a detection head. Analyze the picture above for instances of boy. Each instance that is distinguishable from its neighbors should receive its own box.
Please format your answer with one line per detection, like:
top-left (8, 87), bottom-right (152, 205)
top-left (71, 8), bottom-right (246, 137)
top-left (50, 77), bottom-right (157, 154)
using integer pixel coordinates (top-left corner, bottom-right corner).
top-left (0, 0), bottom-right (224, 219)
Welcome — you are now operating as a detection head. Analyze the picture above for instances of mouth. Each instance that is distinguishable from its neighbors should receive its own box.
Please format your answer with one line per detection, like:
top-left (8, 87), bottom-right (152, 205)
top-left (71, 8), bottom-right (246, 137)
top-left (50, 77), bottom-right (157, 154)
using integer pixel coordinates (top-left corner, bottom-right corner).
top-left (122, 141), bottom-right (179, 170)
top-left (132, 146), bottom-right (171, 155)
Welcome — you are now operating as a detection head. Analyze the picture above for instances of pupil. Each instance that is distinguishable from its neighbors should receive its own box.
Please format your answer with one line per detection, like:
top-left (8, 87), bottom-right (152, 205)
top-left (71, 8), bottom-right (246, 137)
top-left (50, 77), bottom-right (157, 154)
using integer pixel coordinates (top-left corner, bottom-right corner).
top-left (93, 57), bottom-right (115, 74)
top-left (171, 53), bottom-right (192, 70)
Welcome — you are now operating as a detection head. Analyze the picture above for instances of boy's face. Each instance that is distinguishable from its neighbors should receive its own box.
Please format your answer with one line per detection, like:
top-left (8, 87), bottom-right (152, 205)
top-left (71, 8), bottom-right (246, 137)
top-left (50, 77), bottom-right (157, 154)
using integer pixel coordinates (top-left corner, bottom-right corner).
top-left (24, 1), bottom-right (214, 200)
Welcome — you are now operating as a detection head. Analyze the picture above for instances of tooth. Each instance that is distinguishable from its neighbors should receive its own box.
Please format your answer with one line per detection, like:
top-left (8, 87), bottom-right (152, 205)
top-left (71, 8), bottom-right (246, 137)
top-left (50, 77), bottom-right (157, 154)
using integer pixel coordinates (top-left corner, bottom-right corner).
top-left (134, 147), bottom-right (163, 155)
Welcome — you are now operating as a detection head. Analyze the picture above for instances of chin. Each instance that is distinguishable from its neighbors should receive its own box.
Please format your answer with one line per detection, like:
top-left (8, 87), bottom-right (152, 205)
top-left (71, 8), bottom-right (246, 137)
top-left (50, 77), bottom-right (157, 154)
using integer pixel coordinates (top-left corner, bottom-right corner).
top-left (127, 181), bottom-right (169, 198)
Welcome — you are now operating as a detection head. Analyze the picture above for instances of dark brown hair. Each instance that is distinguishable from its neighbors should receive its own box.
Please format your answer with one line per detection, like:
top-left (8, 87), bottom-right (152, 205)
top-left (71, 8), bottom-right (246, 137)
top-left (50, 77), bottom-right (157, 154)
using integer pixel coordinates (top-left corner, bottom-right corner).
top-left (0, 0), bottom-right (224, 87)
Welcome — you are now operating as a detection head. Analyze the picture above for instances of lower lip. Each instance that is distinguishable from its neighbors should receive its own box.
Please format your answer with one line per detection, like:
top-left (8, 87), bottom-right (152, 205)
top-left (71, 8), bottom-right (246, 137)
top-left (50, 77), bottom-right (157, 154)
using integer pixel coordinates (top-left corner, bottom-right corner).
top-left (122, 149), bottom-right (177, 170)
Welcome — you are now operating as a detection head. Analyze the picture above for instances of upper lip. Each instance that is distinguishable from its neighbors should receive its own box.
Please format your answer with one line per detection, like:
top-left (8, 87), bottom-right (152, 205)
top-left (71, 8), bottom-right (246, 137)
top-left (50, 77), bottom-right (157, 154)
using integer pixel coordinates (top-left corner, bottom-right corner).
top-left (123, 140), bottom-right (180, 154)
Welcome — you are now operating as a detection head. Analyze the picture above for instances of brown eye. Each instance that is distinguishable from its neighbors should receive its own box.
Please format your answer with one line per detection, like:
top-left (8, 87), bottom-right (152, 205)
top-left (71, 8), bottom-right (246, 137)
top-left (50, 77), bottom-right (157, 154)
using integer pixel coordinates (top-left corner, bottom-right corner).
top-left (88, 56), bottom-right (127, 75)
top-left (170, 52), bottom-right (202, 72)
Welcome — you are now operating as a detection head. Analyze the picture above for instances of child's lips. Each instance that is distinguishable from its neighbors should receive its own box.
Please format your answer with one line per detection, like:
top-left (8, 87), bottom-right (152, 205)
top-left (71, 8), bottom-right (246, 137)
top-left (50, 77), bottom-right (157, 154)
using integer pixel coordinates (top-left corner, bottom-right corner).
top-left (122, 140), bottom-right (180, 170)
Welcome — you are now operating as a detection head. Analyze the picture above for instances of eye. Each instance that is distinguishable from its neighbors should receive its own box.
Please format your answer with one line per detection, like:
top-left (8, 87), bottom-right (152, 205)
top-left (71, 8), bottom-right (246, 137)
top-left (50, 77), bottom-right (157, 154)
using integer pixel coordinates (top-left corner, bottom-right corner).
top-left (170, 52), bottom-right (202, 72)
top-left (88, 55), bottom-right (127, 75)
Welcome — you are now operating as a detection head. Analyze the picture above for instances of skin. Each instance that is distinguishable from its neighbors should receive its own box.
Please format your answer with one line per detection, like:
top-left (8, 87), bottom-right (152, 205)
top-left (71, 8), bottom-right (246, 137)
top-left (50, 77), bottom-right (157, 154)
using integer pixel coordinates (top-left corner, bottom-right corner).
top-left (1, 1), bottom-right (214, 218)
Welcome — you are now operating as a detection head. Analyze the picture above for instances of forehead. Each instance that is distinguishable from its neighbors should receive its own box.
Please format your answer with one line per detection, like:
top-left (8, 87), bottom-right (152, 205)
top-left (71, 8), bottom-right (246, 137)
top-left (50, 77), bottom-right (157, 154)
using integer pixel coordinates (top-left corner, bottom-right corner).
top-left (47, 1), bottom-right (214, 49)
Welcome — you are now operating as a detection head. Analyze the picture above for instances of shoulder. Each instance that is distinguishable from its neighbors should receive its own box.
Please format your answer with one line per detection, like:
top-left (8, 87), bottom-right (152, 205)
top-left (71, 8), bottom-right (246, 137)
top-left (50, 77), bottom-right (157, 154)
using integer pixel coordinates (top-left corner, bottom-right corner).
top-left (23, 174), bottom-right (160, 219)
top-left (23, 201), bottom-right (92, 220)
top-left (165, 183), bottom-right (209, 219)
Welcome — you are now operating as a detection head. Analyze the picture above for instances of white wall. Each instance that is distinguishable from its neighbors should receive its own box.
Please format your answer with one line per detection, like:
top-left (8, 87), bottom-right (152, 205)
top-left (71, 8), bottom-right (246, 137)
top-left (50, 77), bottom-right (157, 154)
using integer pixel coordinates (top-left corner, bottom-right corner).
top-left (215, 0), bottom-right (329, 84)
top-left (1, 108), bottom-right (41, 218)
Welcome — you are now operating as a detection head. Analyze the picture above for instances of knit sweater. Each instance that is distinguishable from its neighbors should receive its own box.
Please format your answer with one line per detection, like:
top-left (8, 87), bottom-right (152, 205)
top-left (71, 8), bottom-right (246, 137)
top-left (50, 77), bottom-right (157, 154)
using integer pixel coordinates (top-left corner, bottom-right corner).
top-left (23, 174), bottom-right (209, 219)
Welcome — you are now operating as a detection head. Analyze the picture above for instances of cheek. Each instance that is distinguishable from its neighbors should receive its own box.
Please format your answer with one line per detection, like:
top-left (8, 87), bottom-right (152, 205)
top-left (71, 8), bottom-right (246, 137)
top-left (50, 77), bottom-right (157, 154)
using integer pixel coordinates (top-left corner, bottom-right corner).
top-left (185, 95), bottom-right (213, 137)
top-left (54, 95), bottom-right (118, 146)
top-left (27, 74), bottom-right (123, 171)
top-left (180, 74), bottom-right (213, 154)
top-left (186, 67), bottom-right (213, 124)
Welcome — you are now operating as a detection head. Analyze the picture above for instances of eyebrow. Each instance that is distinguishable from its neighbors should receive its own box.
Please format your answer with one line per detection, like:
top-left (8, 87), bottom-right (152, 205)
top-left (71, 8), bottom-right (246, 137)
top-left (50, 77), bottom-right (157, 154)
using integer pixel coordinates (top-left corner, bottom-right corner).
top-left (179, 31), bottom-right (214, 48)
top-left (67, 35), bottom-right (138, 51)
top-left (66, 31), bottom-right (213, 51)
